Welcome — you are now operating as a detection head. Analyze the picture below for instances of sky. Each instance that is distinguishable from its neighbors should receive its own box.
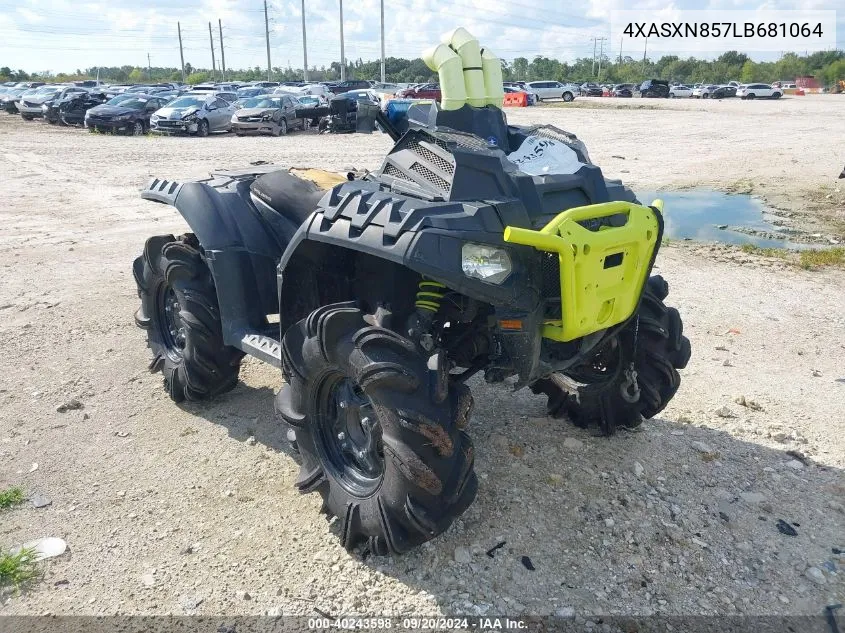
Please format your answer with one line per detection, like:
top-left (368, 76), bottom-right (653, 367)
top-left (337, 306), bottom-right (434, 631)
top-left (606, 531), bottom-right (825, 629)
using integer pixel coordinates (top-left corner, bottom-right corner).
top-left (0, 0), bottom-right (842, 75)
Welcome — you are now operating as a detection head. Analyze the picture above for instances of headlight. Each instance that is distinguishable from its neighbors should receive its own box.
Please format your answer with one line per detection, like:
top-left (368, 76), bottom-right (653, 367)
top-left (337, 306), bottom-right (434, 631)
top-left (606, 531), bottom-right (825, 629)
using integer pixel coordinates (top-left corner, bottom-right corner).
top-left (41, 104), bottom-right (49, 111)
top-left (461, 243), bottom-right (512, 284)
top-left (261, 113), bottom-right (274, 121)
top-left (150, 115), bottom-right (159, 122)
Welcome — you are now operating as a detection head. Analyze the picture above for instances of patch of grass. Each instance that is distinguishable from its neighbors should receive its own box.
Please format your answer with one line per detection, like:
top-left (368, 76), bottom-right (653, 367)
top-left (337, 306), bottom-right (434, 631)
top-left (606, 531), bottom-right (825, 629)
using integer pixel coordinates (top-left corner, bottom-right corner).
top-left (799, 247), bottom-right (845, 270)
top-left (740, 244), bottom-right (788, 259)
top-left (0, 486), bottom-right (25, 510)
top-left (0, 547), bottom-right (41, 592)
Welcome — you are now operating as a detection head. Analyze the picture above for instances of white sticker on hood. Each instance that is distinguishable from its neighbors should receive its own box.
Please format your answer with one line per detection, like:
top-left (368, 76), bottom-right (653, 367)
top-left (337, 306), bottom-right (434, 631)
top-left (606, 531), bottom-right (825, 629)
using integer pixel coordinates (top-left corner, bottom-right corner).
top-left (506, 136), bottom-right (585, 176)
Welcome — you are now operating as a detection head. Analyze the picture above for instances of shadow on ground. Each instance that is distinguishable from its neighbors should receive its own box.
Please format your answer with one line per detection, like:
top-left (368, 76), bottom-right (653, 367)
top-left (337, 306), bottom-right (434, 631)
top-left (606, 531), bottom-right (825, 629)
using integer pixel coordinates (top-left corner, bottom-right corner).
top-left (179, 374), bottom-right (844, 620)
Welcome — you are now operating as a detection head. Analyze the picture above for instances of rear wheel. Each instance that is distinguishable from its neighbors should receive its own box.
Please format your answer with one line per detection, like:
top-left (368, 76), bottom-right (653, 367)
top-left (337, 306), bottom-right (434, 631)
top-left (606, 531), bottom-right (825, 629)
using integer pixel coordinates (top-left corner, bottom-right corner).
top-left (133, 234), bottom-right (243, 403)
top-left (21, 114), bottom-right (34, 121)
top-left (278, 303), bottom-right (477, 555)
top-left (531, 275), bottom-right (691, 433)
top-left (747, 93), bottom-right (755, 100)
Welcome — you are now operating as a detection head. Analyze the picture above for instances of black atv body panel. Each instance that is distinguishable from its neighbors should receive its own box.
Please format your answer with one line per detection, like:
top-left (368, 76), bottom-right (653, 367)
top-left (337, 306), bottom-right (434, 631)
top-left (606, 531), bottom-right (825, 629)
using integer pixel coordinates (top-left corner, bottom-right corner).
top-left (141, 167), bottom-right (321, 350)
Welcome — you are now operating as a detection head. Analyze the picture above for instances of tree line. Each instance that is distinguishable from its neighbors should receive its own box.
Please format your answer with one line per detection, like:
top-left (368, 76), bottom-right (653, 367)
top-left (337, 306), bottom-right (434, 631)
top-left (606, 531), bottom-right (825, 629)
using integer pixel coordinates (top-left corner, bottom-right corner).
top-left (2, 50), bottom-right (843, 87)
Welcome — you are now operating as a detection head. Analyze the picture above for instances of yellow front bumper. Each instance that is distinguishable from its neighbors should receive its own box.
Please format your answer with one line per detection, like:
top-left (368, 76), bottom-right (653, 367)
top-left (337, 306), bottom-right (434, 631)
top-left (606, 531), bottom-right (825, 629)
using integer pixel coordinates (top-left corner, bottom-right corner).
top-left (504, 200), bottom-right (662, 342)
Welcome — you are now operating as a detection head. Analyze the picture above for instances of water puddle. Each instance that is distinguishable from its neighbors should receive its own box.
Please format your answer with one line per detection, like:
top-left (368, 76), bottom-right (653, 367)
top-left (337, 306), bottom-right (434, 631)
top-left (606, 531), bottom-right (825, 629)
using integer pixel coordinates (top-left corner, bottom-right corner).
top-left (636, 189), bottom-right (809, 249)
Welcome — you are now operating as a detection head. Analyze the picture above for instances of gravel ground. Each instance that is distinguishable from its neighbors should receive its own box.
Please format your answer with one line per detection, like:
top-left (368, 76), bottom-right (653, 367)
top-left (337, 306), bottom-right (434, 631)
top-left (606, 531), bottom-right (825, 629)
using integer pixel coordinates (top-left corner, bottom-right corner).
top-left (0, 97), bottom-right (843, 619)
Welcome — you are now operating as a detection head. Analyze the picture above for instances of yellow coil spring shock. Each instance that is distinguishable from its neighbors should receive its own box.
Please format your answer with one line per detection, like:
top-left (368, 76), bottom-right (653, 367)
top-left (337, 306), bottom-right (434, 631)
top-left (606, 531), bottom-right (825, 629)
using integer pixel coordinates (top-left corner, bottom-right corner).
top-left (415, 277), bottom-right (446, 313)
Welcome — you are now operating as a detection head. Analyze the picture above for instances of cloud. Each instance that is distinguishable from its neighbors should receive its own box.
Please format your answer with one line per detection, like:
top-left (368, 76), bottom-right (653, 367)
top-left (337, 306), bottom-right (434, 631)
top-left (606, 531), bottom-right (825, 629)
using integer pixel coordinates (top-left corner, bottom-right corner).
top-left (1, 0), bottom-right (841, 73)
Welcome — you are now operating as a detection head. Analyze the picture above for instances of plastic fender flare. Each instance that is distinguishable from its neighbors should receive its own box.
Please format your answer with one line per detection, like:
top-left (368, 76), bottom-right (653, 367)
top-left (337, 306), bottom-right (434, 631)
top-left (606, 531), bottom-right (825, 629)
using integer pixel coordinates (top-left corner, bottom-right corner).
top-left (142, 178), bottom-right (286, 345)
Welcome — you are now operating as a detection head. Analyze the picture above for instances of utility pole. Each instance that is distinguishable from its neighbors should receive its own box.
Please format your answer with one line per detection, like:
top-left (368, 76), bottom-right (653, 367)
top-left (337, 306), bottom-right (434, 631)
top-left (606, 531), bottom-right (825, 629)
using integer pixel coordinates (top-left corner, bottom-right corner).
top-left (301, 0), bottom-right (309, 82)
top-left (264, 0), bottom-right (272, 82)
top-left (379, 0), bottom-right (385, 83)
top-left (147, 53), bottom-right (152, 81)
top-left (208, 22), bottom-right (217, 81)
top-left (177, 22), bottom-right (185, 83)
top-left (642, 37), bottom-right (648, 75)
top-left (218, 19), bottom-right (226, 82)
top-left (618, 36), bottom-right (623, 64)
top-left (596, 37), bottom-right (607, 79)
top-left (591, 37), bottom-right (597, 75)
top-left (339, 0), bottom-right (346, 81)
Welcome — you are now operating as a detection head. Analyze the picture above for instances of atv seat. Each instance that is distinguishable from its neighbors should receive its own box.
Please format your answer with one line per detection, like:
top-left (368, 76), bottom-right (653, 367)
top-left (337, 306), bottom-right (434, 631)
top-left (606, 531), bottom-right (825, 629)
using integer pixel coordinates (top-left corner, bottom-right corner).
top-left (250, 170), bottom-right (328, 226)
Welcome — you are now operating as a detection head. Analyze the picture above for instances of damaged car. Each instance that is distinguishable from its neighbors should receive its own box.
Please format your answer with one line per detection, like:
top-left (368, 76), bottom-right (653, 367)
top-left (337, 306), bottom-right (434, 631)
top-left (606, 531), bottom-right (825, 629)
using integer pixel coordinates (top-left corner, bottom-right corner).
top-left (231, 95), bottom-right (304, 136)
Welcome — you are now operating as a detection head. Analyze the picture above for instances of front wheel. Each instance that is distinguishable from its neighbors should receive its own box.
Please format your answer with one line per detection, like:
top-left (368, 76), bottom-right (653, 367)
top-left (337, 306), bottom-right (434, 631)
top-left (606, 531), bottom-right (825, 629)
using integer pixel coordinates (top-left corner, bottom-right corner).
top-left (532, 275), bottom-right (691, 432)
top-left (772, 92), bottom-right (781, 99)
top-left (278, 118), bottom-right (288, 136)
top-left (562, 92), bottom-right (574, 102)
top-left (277, 303), bottom-right (477, 555)
top-left (21, 114), bottom-right (34, 121)
top-left (133, 234), bottom-right (243, 402)
top-left (131, 121), bottom-right (144, 136)
top-left (196, 119), bottom-right (209, 137)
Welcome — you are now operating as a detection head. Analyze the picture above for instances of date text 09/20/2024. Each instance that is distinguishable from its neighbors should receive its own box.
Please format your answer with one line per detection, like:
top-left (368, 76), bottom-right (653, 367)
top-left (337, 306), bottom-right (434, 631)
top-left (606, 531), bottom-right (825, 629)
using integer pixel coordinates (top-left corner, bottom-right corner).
top-left (307, 617), bottom-right (529, 630)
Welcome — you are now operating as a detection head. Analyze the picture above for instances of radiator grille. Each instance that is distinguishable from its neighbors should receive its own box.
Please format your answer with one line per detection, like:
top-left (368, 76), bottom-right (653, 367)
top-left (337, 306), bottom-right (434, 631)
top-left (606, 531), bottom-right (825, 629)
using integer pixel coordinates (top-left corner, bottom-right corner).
top-left (409, 162), bottom-right (451, 192)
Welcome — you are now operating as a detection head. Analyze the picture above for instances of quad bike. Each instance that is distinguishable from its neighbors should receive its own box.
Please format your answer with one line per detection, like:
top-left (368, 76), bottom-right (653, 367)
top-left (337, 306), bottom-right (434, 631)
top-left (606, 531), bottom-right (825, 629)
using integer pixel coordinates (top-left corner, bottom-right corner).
top-left (133, 28), bottom-right (691, 556)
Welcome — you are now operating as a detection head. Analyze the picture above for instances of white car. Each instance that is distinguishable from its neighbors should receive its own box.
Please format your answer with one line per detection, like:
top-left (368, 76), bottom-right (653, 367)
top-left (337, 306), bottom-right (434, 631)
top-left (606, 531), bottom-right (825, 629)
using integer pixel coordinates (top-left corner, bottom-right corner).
top-left (692, 84), bottom-right (719, 98)
top-left (668, 85), bottom-right (693, 98)
top-left (524, 80), bottom-right (578, 102)
top-left (737, 83), bottom-right (782, 99)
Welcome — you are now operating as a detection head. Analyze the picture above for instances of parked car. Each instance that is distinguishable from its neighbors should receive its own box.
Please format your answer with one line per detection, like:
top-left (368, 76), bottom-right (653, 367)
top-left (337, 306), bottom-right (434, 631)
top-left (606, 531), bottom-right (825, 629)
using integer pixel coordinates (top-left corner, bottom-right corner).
top-left (236, 86), bottom-right (271, 101)
top-left (692, 84), bottom-right (719, 98)
top-left (73, 80), bottom-right (105, 89)
top-left (668, 84), bottom-right (693, 98)
top-left (737, 83), bottom-right (782, 99)
top-left (710, 86), bottom-right (737, 99)
top-left (370, 82), bottom-right (400, 93)
top-left (0, 88), bottom-right (27, 113)
top-left (340, 89), bottom-right (381, 105)
top-left (328, 80), bottom-right (371, 95)
top-left (612, 84), bottom-right (633, 98)
top-left (230, 95), bottom-right (303, 136)
top-left (523, 80), bottom-right (578, 102)
top-left (251, 81), bottom-right (280, 89)
top-left (395, 83), bottom-right (441, 100)
top-left (638, 79), bottom-right (670, 98)
top-left (51, 91), bottom-right (109, 125)
top-left (84, 94), bottom-right (168, 135)
top-left (579, 83), bottom-right (603, 97)
top-left (149, 93), bottom-right (236, 136)
top-left (44, 91), bottom-right (107, 124)
top-left (155, 89), bottom-right (188, 102)
top-left (296, 95), bottom-right (324, 108)
top-left (19, 85), bottom-right (88, 120)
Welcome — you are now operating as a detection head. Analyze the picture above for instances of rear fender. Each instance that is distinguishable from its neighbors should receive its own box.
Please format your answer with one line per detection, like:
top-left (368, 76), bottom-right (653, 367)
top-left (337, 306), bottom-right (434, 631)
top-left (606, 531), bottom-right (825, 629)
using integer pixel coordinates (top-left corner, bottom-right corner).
top-left (142, 176), bottom-right (290, 346)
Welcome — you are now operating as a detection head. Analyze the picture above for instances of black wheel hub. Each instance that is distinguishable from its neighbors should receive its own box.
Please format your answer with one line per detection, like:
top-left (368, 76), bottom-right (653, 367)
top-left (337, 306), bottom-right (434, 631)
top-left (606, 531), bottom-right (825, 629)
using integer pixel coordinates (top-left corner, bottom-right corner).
top-left (316, 375), bottom-right (384, 495)
top-left (157, 284), bottom-right (186, 359)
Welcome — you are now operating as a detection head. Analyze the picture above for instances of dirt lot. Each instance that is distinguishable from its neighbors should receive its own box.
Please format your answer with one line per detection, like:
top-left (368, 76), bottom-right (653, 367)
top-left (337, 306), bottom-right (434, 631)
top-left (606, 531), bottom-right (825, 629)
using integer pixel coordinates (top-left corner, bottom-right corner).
top-left (1, 96), bottom-right (844, 620)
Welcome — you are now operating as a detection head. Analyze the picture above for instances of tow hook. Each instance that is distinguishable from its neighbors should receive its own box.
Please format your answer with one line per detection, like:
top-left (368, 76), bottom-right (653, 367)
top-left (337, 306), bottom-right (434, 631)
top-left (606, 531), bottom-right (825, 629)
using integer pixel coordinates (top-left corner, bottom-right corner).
top-left (620, 363), bottom-right (641, 403)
